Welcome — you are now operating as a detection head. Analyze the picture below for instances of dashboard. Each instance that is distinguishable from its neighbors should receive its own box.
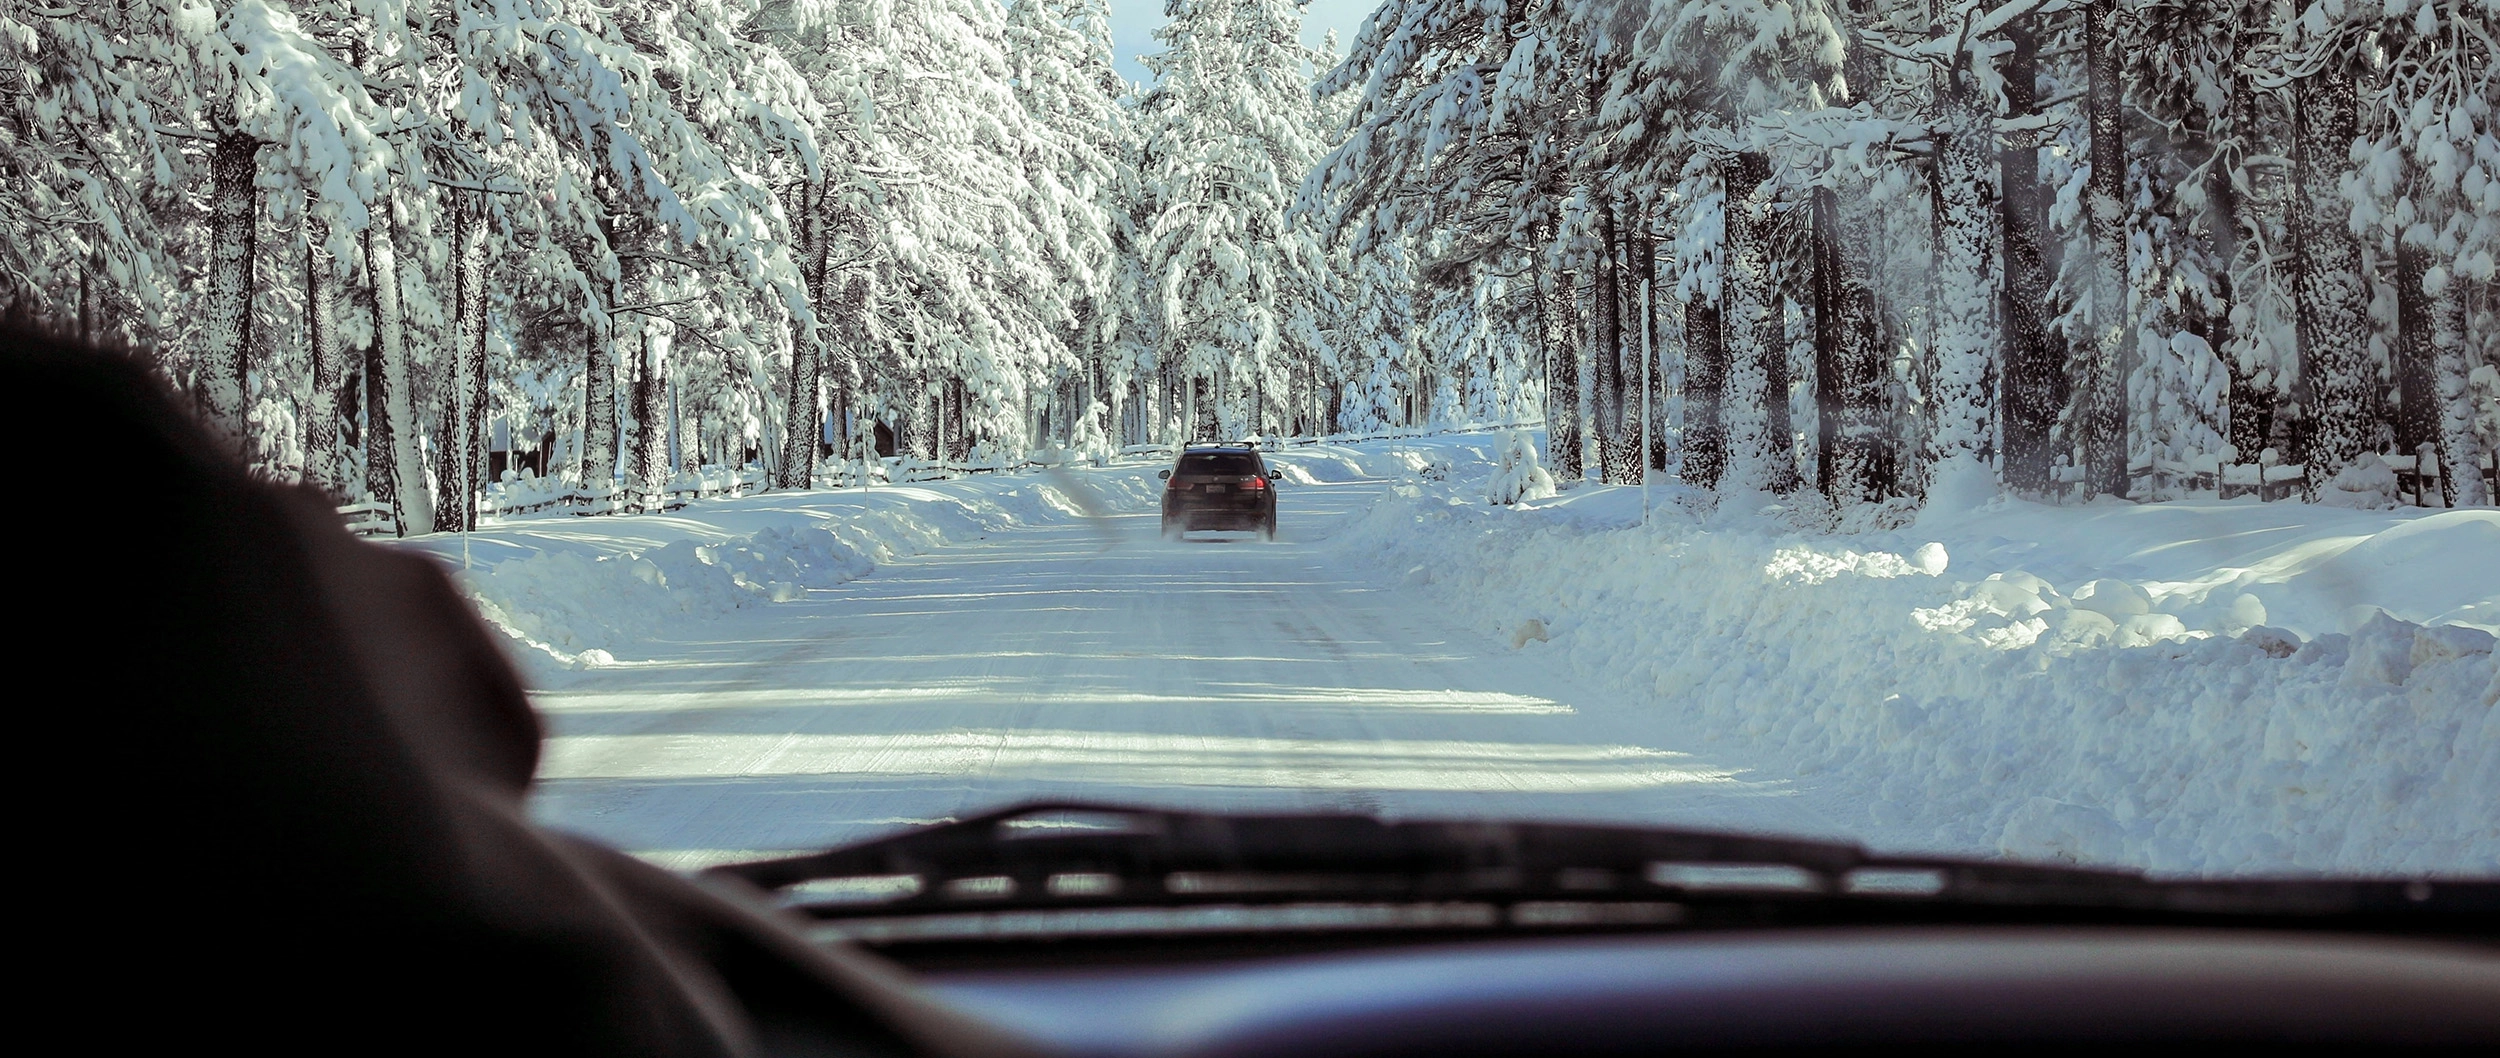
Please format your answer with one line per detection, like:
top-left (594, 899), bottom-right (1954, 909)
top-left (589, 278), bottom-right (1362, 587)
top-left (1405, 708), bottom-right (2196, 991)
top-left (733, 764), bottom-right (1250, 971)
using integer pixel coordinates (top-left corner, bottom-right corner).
top-left (917, 927), bottom-right (2500, 1054)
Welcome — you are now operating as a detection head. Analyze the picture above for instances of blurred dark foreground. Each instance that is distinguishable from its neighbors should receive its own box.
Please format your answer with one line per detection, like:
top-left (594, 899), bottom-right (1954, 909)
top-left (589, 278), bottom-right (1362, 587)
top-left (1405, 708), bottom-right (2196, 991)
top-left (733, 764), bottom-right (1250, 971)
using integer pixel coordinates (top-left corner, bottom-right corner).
top-left (4, 331), bottom-right (1016, 1057)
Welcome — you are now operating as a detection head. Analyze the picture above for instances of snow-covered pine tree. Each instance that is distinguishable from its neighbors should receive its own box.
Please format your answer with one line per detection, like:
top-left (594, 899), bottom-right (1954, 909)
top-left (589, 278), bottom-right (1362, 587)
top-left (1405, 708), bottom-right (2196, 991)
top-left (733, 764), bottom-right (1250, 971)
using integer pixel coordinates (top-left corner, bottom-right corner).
top-left (0, 2), bottom-right (194, 351)
top-left (2366, 0), bottom-right (2496, 505)
top-left (2122, 0), bottom-right (2261, 495)
top-left (1421, 273), bottom-right (1480, 423)
top-left (1005, 0), bottom-right (1125, 453)
top-left (1341, 236), bottom-right (1418, 432)
top-left (163, 3), bottom-right (395, 456)
top-left (801, 0), bottom-right (1104, 461)
top-left (2123, 156), bottom-right (2229, 495)
top-left (1305, 0), bottom-right (1568, 465)
top-left (7, 0), bottom-right (2484, 522)
top-left (1136, 0), bottom-right (1332, 441)
top-left (445, 0), bottom-right (814, 515)
top-left (1915, 6), bottom-right (2008, 509)
top-left (1485, 428), bottom-right (1557, 504)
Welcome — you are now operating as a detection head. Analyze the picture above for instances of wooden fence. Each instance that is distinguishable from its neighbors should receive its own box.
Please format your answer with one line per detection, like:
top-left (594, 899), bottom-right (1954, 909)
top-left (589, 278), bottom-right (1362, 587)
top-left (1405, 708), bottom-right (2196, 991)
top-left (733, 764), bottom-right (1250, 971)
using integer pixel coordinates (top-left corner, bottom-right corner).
top-left (339, 466), bottom-right (767, 536)
top-left (2062, 447), bottom-right (2500, 506)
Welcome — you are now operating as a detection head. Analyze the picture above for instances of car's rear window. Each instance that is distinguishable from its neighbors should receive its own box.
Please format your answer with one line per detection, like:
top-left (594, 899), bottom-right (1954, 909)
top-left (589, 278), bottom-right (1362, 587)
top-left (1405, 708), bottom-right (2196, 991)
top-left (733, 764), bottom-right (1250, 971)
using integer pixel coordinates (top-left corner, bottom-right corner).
top-left (1179, 453), bottom-right (1264, 475)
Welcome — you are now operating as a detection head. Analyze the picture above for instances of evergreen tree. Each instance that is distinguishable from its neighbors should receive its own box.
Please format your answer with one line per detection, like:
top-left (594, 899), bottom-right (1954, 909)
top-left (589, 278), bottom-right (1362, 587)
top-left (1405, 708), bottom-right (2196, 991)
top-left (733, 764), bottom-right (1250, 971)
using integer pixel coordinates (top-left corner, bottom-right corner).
top-left (1136, 0), bottom-right (1330, 440)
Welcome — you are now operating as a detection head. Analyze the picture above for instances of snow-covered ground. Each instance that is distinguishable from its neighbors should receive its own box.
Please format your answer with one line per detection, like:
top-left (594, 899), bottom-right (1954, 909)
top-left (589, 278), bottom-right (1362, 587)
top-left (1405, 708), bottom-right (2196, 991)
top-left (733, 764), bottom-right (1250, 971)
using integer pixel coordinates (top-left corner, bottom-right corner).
top-left (414, 437), bottom-right (2498, 877)
top-left (1337, 436), bottom-right (2497, 876)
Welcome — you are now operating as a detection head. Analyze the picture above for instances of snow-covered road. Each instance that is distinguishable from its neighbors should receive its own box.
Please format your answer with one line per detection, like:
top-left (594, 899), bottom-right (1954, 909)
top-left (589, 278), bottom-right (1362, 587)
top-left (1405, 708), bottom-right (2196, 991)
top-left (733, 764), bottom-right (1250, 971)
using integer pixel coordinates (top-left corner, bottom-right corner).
top-left (529, 472), bottom-right (1838, 868)
top-left (461, 436), bottom-right (2493, 876)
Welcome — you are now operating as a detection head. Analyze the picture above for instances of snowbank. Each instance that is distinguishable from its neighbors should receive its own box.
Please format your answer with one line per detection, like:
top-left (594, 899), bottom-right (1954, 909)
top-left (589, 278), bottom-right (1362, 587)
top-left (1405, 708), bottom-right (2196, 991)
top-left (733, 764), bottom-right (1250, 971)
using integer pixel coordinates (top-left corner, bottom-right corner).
top-left (400, 467), bottom-right (1160, 671)
top-left (1337, 442), bottom-right (2499, 876)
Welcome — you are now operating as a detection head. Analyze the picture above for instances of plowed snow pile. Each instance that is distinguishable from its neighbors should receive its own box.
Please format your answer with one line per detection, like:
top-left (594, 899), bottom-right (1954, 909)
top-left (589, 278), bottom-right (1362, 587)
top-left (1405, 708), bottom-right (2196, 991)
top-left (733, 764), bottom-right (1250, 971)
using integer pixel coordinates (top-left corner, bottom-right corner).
top-left (401, 468), bottom-right (1159, 670)
top-left (1342, 439), bottom-right (2498, 876)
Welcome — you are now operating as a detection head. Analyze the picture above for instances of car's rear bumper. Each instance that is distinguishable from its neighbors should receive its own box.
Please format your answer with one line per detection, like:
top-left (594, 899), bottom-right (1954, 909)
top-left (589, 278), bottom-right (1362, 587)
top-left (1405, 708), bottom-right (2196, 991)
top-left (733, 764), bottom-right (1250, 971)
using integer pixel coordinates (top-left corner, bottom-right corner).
top-left (1172, 514), bottom-right (1268, 530)
top-left (1164, 499), bottom-right (1271, 530)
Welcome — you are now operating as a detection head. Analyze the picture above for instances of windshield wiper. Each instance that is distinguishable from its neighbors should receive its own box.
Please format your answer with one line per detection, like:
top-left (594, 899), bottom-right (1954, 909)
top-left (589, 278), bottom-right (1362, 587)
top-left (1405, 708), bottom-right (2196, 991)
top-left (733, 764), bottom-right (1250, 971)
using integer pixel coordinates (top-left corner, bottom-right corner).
top-left (706, 802), bottom-right (2499, 944)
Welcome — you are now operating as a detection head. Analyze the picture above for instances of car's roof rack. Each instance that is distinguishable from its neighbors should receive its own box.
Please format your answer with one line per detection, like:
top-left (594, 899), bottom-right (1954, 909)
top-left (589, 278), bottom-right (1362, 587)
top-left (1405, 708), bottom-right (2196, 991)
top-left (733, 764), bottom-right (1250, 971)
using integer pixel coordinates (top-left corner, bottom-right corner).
top-left (1183, 439), bottom-right (1260, 450)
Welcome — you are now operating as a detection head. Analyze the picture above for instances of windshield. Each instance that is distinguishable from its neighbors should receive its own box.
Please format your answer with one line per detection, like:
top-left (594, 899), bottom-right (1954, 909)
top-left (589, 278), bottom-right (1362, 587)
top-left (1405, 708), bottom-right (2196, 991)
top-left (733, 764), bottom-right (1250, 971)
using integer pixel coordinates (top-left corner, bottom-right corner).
top-left (1178, 453), bottom-right (1265, 476)
top-left (10, 0), bottom-right (2493, 888)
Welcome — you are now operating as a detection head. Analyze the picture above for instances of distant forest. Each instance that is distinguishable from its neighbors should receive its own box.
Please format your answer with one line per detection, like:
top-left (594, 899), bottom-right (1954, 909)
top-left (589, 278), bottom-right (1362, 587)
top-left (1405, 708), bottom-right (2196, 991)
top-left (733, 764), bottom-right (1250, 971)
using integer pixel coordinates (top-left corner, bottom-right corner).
top-left (1, 0), bottom-right (2492, 534)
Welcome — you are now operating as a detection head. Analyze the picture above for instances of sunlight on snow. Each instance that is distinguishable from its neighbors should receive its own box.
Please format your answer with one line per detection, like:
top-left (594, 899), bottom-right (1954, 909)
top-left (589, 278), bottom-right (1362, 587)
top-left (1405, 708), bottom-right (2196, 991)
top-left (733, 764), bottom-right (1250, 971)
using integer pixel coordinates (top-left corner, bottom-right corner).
top-left (539, 730), bottom-right (1731, 792)
top-left (536, 685), bottom-right (1568, 715)
top-left (1760, 546), bottom-right (1921, 585)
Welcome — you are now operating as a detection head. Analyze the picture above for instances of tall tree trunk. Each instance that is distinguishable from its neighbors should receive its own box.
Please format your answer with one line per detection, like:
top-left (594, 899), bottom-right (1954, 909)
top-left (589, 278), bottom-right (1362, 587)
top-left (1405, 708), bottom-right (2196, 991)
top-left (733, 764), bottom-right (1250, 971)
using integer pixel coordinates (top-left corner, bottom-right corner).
top-left (435, 191), bottom-right (489, 532)
top-left (1723, 151), bottom-right (1795, 494)
top-left (1929, 59), bottom-right (2004, 505)
top-left (1531, 225), bottom-right (1582, 482)
top-left (955, 375), bottom-right (971, 458)
top-left (457, 196), bottom-right (490, 526)
top-left (2081, 0), bottom-right (2131, 498)
top-left (1544, 268), bottom-right (1584, 483)
top-left (363, 206), bottom-right (428, 533)
top-left (626, 334), bottom-right (653, 495)
top-left (1812, 186), bottom-right (1886, 504)
top-left (905, 372), bottom-right (933, 459)
top-left (1814, 190), bottom-right (1845, 496)
top-left (828, 375), bottom-right (849, 474)
top-left (2211, 130), bottom-right (2268, 460)
top-left (1683, 291), bottom-right (1727, 491)
top-left (1190, 374), bottom-right (1216, 443)
top-left (78, 250), bottom-right (95, 347)
top-left (1764, 266), bottom-right (1800, 494)
top-left (198, 131), bottom-right (261, 454)
top-left (583, 317), bottom-right (618, 506)
top-left (1252, 358), bottom-right (1269, 436)
top-left (1289, 350), bottom-right (1313, 441)
top-left (1998, 19), bottom-right (2059, 495)
top-left (430, 413), bottom-right (459, 534)
top-left (1161, 366), bottom-right (1182, 446)
top-left (361, 331), bottom-right (399, 521)
top-left (2428, 281), bottom-right (2488, 506)
top-left (1592, 197), bottom-right (1631, 483)
top-left (672, 372), bottom-right (693, 474)
top-left (303, 238), bottom-right (345, 498)
top-left (1839, 193), bottom-right (1890, 501)
top-left (2393, 241), bottom-right (2437, 463)
top-left (835, 271), bottom-right (868, 450)
top-left (591, 203), bottom-right (647, 509)
top-left (631, 321), bottom-right (673, 511)
top-left (1073, 299), bottom-right (1101, 447)
top-left (1638, 228), bottom-right (1667, 471)
top-left (2289, 57), bottom-right (2373, 498)
top-left (780, 179), bottom-right (829, 488)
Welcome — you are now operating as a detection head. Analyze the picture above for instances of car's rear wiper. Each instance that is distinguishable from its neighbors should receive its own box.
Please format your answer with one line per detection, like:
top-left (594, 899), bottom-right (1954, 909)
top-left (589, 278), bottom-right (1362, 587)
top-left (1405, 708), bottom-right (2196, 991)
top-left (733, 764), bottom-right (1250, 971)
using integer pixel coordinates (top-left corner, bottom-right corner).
top-left (705, 801), bottom-right (2499, 944)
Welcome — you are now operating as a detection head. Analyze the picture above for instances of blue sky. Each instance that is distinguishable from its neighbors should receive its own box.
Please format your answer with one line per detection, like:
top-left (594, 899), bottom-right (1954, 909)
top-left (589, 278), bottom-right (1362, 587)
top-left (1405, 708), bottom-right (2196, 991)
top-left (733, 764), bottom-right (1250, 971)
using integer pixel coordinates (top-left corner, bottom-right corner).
top-left (1104, 0), bottom-right (1380, 86)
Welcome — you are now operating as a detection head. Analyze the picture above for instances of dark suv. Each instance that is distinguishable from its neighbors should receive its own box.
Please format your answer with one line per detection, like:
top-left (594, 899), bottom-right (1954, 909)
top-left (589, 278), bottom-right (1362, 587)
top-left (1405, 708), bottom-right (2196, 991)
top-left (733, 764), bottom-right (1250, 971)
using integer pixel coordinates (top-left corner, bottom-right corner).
top-left (1159, 444), bottom-right (1279, 540)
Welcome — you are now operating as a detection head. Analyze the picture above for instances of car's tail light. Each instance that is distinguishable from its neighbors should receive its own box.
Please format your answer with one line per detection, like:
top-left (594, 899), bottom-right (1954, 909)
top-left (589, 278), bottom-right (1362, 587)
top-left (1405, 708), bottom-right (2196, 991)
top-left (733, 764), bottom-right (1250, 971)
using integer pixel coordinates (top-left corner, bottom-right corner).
top-left (1169, 480), bottom-right (1193, 490)
top-left (1243, 477), bottom-right (1268, 490)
